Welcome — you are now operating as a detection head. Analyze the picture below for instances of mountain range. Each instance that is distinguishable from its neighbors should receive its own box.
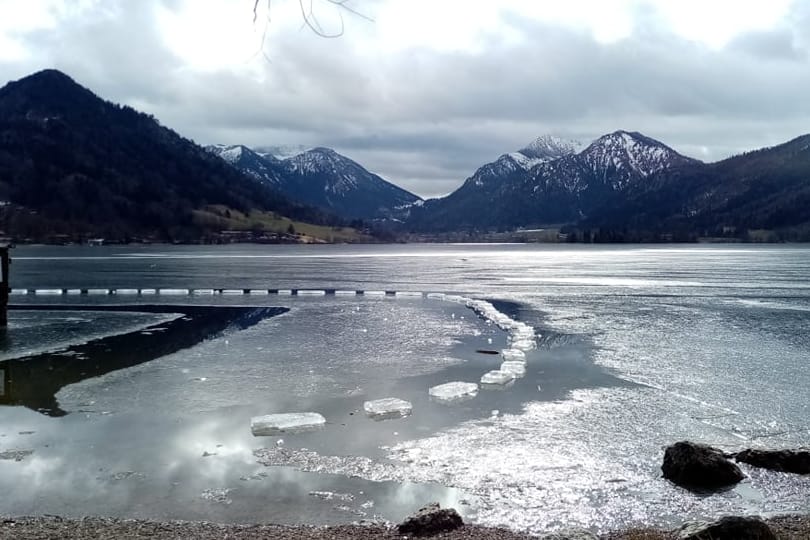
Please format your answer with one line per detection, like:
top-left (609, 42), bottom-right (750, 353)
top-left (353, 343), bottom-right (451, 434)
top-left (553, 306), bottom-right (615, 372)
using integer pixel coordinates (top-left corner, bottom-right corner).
top-left (1, 68), bottom-right (809, 243)
top-left (0, 69), bottom-right (339, 242)
top-left (408, 130), bottom-right (810, 240)
top-left (206, 144), bottom-right (421, 221)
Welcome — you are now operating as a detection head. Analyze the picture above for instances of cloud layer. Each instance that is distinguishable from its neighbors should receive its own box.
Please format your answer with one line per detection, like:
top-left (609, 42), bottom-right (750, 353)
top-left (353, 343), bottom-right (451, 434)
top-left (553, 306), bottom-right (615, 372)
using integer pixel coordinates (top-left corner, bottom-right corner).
top-left (1, 0), bottom-right (809, 197)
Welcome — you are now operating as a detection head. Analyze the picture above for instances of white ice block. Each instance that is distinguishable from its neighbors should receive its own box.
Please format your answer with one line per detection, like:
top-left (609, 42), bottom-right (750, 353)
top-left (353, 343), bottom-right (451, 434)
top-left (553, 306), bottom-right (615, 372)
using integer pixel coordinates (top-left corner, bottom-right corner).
top-left (363, 290), bottom-right (386, 296)
top-left (501, 348), bottom-right (526, 362)
top-left (192, 289), bottom-right (215, 295)
top-left (250, 412), bottom-right (326, 436)
top-left (10, 289), bottom-right (28, 295)
top-left (510, 339), bottom-right (536, 351)
top-left (87, 288), bottom-right (110, 295)
top-left (335, 290), bottom-right (358, 296)
top-left (480, 370), bottom-right (515, 386)
top-left (429, 382), bottom-right (479, 403)
top-left (297, 289), bottom-right (326, 296)
top-left (159, 288), bottom-right (189, 295)
top-left (221, 289), bottom-right (244, 295)
top-left (363, 398), bottom-right (412, 420)
top-left (426, 292), bottom-right (446, 300)
top-left (66, 289), bottom-right (82, 295)
top-left (35, 289), bottom-right (63, 295)
top-left (500, 361), bottom-right (526, 377)
top-left (140, 288), bottom-right (157, 295)
top-left (249, 289), bottom-right (269, 295)
top-left (277, 289), bottom-right (293, 295)
top-left (395, 291), bottom-right (423, 297)
top-left (116, 288), bottom-right (139, 295)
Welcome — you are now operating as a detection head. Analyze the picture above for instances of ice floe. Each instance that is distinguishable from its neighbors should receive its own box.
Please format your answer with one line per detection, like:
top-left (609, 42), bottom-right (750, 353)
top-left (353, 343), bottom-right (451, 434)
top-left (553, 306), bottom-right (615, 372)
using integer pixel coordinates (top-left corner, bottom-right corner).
top-left (480, 370), bottom-right (515, 386)
top-left (500, 361), bottom-right (526, 377)
top-left (250, 412), bottom-right (326, 436)
top-left (429, 382), bottom-right (479, 404)
top-left (501, 348), bottom-right (526, 362)
top-left (363, 398), bottom-right (413, 420)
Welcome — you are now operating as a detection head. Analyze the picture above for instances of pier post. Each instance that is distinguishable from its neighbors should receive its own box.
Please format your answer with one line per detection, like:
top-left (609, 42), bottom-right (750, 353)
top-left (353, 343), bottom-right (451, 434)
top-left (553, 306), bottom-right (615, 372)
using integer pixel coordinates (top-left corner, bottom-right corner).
top-left (0, 245), bottom-right (9, 327)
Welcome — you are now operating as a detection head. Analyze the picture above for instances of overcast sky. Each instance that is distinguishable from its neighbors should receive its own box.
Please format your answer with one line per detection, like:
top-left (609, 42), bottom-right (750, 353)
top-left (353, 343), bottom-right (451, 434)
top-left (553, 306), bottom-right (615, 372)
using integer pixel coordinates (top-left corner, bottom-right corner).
top-left (1, 0), bottom-right (809, 197)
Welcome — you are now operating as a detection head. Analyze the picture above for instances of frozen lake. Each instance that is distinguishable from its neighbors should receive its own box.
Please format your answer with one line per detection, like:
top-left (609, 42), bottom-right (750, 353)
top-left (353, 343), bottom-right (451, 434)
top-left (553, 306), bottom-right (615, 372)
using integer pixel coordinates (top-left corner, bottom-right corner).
top-left (1, 243), bottom-right (809, 534)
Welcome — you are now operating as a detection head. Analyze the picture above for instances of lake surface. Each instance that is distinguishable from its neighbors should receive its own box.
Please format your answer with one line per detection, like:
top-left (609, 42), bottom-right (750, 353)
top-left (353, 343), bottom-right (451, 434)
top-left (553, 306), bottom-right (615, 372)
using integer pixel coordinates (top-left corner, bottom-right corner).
top-left (1, 243), bottom-right (809, 534)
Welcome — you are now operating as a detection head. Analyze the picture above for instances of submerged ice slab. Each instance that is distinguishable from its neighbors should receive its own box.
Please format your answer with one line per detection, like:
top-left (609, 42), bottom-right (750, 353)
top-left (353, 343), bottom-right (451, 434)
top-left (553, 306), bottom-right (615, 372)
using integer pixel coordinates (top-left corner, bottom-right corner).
top-left (480, 370), bottom-right (515, 386)
top-left (363, 398), bottom-right (413, 420)
top-left (250, 412), bottom-right (326, 436)
top-left (429, 382), bottom-right (479, 404)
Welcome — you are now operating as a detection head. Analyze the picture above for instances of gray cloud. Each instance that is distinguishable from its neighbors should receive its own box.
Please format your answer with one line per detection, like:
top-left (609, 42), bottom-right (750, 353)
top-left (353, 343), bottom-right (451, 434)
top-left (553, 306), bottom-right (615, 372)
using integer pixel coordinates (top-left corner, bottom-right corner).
top-left (1, 1), bottom-right (809, 198)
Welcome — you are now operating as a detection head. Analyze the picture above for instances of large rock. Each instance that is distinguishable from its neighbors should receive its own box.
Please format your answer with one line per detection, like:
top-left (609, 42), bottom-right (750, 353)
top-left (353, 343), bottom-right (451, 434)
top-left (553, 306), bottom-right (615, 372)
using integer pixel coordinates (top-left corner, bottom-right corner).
top-left (678, 516), bottom-right (776, 540)
top-left (397, 503), bottom-right (463, 536)
top-left (662, 441), bottom-right (744, 490)
top-left (735, 448), bottom-right (810, 474)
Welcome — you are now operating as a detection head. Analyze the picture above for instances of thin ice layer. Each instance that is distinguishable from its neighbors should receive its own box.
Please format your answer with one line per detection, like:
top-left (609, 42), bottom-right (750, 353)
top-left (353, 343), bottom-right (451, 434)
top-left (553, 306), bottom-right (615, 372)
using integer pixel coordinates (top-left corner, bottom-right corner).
top-left (363, 398), bottom-right (413, 420)
top-left (250, 412), bottom-right (326, 436)
top-left (429, 382), bottom-right (479, 403)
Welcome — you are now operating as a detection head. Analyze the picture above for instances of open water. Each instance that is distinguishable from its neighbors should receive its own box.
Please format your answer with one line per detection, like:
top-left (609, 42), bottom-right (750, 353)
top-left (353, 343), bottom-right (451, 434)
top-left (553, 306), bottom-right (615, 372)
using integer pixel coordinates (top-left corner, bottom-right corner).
top-left (0, 243), bottom-right (808, 534)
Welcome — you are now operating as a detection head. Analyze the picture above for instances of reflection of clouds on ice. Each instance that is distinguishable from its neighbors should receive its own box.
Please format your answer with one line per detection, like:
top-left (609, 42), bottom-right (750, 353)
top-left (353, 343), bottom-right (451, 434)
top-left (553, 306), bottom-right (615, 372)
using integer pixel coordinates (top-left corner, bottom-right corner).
top-left (57, 298), bottom-right (480, 416)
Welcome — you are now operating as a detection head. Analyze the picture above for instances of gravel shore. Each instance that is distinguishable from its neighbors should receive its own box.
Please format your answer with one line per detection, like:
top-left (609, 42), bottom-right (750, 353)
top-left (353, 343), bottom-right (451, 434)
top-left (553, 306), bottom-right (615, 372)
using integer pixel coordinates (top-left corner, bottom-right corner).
top-left (2, 515), bottom-right (809, 540)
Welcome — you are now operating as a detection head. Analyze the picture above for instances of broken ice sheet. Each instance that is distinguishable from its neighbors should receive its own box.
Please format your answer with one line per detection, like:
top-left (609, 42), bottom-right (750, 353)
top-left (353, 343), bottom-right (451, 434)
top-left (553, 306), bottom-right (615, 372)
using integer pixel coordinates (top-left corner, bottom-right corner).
top-left (363, 398), bottom-right (412, 420)
top-left (250, 412), bottom-right (326, 436)
top-left (429, 382), bottom-right (479, 404)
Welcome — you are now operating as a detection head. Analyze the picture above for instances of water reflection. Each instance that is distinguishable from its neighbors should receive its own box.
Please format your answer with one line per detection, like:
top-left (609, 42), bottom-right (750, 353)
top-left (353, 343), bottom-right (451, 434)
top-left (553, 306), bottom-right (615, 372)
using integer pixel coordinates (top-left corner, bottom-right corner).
top-left (0, 305), bottom-right (286, 416)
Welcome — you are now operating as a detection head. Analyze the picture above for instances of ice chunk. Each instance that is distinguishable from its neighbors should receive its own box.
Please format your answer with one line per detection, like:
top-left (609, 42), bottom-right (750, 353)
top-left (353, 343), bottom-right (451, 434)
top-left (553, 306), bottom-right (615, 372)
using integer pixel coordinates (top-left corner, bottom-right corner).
top-left (395, 291), bottom-right (423, 297)
top-left (250, 412), bottom-right (326, 436)
top-left (429, 382), bottom-right (479, 403)
top-left (500, 361), bottom-right (526, 377)
top-left (87, 288), bottom-right (110, 295)
top-left (139, 288), bottom-right (157, 295)
top-left (116, 288), bottom-right (139, 295)
top-left (480, 370), bottom-right (515, 386)
top-left (10, 289), bottom-right (29, 295)
top-left (35, 289), bottom-right (63, 295)
top-left (426, 293), bottom-right (446, 300)
top-left (335, 290), bottom-right (358, 296)
top-left (193, 289), bottom-right (215, 295)
top-left (363, 398), bottom-right (412, 420)
top-left (363, 290), bottom-right (386, 296)
top-left (221, 289), bottom-right (244, 295)
top-left (501, 348), bottom-right (526, 362)
top-left (298, 289), bottom-right (326, 296)
top-left (159, 288), bottom-right (189, 295)
top-left (510, 339), bottom-right (536, 351)
top-left (249, 289), bottom-right (269, 295)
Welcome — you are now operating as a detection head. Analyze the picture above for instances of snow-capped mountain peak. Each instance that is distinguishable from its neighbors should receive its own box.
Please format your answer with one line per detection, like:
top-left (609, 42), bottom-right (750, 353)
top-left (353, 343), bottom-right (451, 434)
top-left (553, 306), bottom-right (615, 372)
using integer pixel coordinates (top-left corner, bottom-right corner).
top-left (210, 143), bottom-right (421, 219)
top-left (581, 130), bottom-right (697, 187)
top-left (206, 144), bottom-right (283, 185)
top-left (519, 134), bottom-right (583, 160)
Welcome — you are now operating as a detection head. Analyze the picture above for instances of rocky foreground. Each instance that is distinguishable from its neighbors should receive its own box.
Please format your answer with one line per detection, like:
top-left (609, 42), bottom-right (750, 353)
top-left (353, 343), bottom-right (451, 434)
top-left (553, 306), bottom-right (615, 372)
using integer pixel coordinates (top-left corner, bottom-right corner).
top-left (1, 513), bottom-right (809, 540)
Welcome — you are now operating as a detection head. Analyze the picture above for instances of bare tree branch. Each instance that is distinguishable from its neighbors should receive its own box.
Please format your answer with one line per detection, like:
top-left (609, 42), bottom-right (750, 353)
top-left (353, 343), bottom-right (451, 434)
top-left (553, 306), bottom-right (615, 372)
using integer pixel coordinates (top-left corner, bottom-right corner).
top-left (253, 0), bottom-right (371, 39)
